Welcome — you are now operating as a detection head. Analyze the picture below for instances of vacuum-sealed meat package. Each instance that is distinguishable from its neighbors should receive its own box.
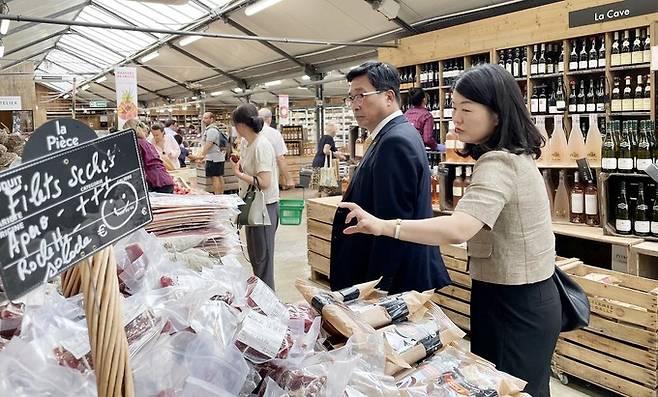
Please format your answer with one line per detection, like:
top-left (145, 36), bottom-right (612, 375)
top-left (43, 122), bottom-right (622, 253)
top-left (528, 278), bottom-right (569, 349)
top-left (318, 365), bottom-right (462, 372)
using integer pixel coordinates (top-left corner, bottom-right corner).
top-left (246, 276), bottom-right (290, 324)
top-left (234, 310), bottom-right (293, 364)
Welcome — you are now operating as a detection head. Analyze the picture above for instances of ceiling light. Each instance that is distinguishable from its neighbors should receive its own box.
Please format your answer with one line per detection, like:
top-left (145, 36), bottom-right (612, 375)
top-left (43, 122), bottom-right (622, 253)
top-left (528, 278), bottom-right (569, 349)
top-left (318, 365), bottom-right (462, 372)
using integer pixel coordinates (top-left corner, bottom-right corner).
top-left (63, 94), bottom-right (70, 99)
top-left (0, 14), bottom-right (8, 35)
top-left (80, 84), bottom-right (90, 91)
top-left (264, 80), bottom-right (282, 87)
top-left (297, 86), bottom-right (307, 90)
top-left (0, 39), bottom-right (4, 59)
top-left (191, 96), bottom-right (198, 100)
top-left (95, 76), bottom-right (107, 83)
top-left (232, 88), bottom-right (243, 93)
top-left (179, 35), bottom-right (202, 46)
top-left (140, 51), bottom-right (159, 63)
top-left (301, 75), bottom-right (310, 81)
top-left (245, 0), bottom-right (283, 16)
top-left (210, 91), bottom-right (223, 96)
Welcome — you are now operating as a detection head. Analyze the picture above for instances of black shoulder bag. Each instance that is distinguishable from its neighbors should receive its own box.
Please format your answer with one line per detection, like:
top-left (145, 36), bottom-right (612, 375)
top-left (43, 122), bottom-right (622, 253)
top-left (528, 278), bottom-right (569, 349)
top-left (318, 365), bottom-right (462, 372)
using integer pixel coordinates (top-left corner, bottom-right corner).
top-left (553, 266), bottom-right (590, 332)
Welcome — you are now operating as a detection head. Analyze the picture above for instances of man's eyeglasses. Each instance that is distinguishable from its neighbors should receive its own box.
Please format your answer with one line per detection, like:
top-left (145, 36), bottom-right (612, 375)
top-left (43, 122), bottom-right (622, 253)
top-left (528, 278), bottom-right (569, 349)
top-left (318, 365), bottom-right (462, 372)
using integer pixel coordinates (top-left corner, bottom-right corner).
top-left (344, 91), bottom-right (382, 107)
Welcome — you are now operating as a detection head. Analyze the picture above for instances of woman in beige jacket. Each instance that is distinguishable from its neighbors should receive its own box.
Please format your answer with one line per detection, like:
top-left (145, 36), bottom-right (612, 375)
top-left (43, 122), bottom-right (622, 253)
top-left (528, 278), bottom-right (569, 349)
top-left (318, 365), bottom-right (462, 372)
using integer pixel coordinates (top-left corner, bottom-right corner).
top-left (339, 63), bottom-right (559, 397)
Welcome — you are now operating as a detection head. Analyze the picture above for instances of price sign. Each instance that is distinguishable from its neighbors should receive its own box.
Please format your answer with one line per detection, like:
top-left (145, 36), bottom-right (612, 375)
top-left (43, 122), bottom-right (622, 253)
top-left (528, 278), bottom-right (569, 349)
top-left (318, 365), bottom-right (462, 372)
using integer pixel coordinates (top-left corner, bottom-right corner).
top-left (0, 124), bottom-right (151, 299)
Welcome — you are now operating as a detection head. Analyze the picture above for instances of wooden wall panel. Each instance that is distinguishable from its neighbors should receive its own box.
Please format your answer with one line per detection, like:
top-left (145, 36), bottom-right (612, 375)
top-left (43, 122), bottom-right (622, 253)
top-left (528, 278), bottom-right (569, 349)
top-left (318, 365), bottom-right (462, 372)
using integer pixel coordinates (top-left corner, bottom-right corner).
top-left (0, 62), bottom-right (44, 127)
top-left (379, 0), bottom-right (658, 66)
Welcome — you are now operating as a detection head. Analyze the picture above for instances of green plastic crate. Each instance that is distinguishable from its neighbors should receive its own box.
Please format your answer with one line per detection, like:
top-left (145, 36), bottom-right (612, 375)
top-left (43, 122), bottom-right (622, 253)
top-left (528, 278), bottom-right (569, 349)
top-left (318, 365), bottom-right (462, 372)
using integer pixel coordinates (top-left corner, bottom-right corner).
top-left (279, 199), bottom-right (305, 225)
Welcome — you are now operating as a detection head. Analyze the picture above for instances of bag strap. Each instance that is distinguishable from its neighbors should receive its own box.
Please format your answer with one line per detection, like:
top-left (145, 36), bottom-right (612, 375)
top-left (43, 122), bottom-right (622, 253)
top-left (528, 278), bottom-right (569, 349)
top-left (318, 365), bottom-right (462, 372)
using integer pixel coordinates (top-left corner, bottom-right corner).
top-left (252, 176), bottom-right (262, 191)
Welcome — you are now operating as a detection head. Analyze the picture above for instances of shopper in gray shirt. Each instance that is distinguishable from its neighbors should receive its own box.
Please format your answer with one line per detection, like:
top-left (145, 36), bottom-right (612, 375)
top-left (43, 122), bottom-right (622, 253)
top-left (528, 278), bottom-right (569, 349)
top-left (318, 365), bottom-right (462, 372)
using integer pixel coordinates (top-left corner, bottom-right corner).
top-left (189, 112), bottom-right (228, 194)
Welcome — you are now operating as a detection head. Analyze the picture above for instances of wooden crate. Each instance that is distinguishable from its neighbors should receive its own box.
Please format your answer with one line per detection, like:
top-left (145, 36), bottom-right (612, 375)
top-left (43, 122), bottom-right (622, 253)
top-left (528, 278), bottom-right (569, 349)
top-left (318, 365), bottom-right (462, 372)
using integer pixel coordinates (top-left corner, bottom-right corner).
top-left (307, 197), bottom-right (342, 285)
top-left (553, 262), bottom-right (658, 396)
top-left (434, 251), bottom-right (472, 332)
top-left (629, 242), bottom-right (658, 280)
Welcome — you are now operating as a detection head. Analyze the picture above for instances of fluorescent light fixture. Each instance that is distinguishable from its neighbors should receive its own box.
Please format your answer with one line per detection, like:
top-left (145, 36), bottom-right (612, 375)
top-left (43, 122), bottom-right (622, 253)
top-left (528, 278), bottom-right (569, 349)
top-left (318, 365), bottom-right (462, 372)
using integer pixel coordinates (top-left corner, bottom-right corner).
top-left (232, 88), bottom-right (243, 93)
top-left (140, 51), bottom-right (159, 63)
top-left (191, 96), bottom-right (198, 100)
top-left (179, 35), bottom-right (202, 46)
top-left (297, 86), bottom-right (307, 90)
top-left (301, 75), bottom-right (310, 81)
top-left (245, 0), bottom-right (283, 16)
top-left (0, 19), bottom-right (9, 35)
top-left (63, 94), bottom-right (70, 99)
top-left (264, 80), bottom-right (282, 87)
top-left (0, 39), bottom-right (4, 59)
top-left (80, 84), bottom-right (90, 91)
top-left (210, 91), bottom-right (223, 96)
top-left (95, 76), bottom-right (107, 83)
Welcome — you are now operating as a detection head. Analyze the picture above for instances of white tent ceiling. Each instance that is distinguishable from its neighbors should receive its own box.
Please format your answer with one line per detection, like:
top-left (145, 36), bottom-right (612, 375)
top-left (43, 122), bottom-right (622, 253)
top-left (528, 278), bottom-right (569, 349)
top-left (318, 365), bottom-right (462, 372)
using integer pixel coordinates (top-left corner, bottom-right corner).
top-left (1, 0), bottom-right (531, 107)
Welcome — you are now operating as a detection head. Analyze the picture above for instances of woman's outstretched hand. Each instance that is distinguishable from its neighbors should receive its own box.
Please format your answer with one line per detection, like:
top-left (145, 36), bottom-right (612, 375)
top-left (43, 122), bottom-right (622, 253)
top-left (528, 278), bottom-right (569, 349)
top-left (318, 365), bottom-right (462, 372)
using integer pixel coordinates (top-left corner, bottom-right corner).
top-left (338, 202), bottom-right (387, 236)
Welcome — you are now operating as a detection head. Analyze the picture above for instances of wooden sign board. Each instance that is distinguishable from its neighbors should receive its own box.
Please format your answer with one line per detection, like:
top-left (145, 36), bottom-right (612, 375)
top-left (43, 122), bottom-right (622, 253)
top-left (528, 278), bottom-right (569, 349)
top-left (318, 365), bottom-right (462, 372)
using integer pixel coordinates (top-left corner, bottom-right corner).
top-left (0, 128), bottom-right (152, 299)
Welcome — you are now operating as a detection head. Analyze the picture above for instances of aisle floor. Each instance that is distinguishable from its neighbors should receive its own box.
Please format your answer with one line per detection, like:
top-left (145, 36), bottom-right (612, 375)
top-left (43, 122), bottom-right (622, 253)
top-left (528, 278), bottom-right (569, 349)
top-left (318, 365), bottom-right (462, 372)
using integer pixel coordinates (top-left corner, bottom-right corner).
top-left (236, 188), bottom-right (617, 397)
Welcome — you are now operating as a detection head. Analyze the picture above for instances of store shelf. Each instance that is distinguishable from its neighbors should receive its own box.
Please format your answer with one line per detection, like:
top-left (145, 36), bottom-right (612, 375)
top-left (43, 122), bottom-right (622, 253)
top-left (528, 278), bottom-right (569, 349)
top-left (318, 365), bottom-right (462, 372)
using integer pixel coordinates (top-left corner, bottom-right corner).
top-left (439, 85), bottom-right (452, 89)
top-left (566, 68), bottom-right (606, 76)
top-left (530, 72), bottom-right (563, 79)
top-left (610, 111), bottom-right (651, 117)
top-left (514, 77), bottom-right (528, 82)
top-left (609, 63), bottom-right (651, 72)
top-left (424, 86), bottom-right (441, 91)
top-left (552, 223), bottom-right (643, 246)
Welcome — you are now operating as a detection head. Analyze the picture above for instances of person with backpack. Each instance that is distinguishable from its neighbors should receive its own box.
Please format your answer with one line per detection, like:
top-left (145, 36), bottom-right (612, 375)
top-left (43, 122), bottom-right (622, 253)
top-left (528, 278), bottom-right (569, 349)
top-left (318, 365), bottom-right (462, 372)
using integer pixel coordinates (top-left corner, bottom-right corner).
top-left (189, 112), bottom-right (229, 194)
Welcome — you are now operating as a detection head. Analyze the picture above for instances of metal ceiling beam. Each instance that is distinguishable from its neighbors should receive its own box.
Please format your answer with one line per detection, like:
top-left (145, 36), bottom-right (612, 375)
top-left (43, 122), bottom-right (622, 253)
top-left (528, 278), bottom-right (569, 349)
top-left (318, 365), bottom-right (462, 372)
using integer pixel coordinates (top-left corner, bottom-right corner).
top-left (391, 17), bottom-right (420, 34)
top-left (221, 17), bottom-right (316, 76)
top-left (2, 1), bottom-right (90, 37)
top-left (168, 44), bottom-right (247, 88)
top-left (0, 45), bottom-right (56, 71)
top-left (0, 14), bottom-right (398, 48)
top-left (4, 28), bottom-right (69, 58)
top-left (134, 60), bottom-right (193, 93)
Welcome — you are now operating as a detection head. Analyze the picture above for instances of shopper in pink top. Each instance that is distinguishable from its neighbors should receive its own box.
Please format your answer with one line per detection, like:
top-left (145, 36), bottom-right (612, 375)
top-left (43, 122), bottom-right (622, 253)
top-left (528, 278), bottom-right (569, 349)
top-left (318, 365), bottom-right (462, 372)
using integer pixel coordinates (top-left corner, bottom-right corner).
top-left (404, 87), bottom-right (437, 150)
top-left (124, 119), bottom-right (175, 194)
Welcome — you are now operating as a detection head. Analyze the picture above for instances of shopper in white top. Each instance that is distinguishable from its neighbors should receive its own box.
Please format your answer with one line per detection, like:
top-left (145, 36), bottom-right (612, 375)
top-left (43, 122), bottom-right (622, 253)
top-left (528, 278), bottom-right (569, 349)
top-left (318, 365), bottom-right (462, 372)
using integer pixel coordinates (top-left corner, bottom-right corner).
top-left (149, 123), bottom-right (180, 170)
top-left (163, 119), bottom-right (178, 137)
top-left (230, 103), bottom-right (280, 290)
top-left (258, 107), bottom-right (293, 189)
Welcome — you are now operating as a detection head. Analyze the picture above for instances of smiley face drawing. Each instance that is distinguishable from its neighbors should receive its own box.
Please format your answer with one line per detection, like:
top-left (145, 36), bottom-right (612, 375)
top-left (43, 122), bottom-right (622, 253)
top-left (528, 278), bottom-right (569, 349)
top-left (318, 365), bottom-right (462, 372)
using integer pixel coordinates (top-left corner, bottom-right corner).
top-left (100, 181), bottom-right (139, 230)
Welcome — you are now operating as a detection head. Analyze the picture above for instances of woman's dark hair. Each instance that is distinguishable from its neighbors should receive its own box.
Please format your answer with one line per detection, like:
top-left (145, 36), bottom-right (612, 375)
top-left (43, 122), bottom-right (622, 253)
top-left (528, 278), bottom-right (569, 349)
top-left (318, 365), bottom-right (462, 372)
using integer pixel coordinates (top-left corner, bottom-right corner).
top-left (454, 63), bottom-right (544, 160)
top-left (232, 103), bottom-right (264, 133)
top-left (151, 123), bottom-right (164, 132)
top-left (408, 88), bottom-right (426, 107)
top-left (174, 134), bottom-right (183, 145)
top-left (346, 61), bottom-right (401, 104)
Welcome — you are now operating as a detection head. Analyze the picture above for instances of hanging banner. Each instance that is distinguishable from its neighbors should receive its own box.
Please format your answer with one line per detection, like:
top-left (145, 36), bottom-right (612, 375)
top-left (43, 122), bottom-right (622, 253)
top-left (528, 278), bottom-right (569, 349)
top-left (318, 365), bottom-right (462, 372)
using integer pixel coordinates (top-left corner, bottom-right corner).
top-left (114, 67), bottom-right (138, 129)
top-left (0, 96), bottom-right (22, 111)
top-left (278, 94), bottom-right (289, 126)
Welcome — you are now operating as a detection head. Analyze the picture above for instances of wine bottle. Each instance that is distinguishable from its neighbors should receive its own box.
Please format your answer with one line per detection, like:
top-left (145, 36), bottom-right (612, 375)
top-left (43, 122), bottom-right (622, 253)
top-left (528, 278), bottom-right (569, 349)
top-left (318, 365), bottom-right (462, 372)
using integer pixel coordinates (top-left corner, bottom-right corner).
top-left (498, 51), bottom-right (505, 69)
top-left (632, 28), bottom-right (643, 64)
top-left (618, 122), bottom-right (634, 172)
top-left (542, 169), bottom-right (554, 216)
top-left (445, 129), bottom-right (457, 162)
top-left (622, 75), bottom-right (633, 112)
top-left (635, 183), bottom-right (650, 236)
top-left (569, 40), bottom-right (578, 70)
top-left (611, 77), bottom-right (622, 112)
top-left (577, 80), bottom-right (586, 113)
top-left (634, 75), bottom-right (644, 111)
top-left (567, 114), bottom-right (585, 164)
top-left (539, 87), bottom-right (548, 114)
top-left (588, 37), bottom-right (598, 69)
top-left (596, 76), bottom-right (605, 112)
top-left (585, 114), bottom-right (602, 167)
top-left (643, 29), bottom-right (651, 65)
top-left (548, 82), bottom-right (558, 114)
top-left (505, 49), bottom-right (513, 74)
top-left (584, 176), bottom-right (599, 226)
top-left (551, 115), bottom-right (569, 165)
top-left (568, 80), bottom-right (577, 113)
top-left (513, 48), bottom-right (521, 78)
top-left (637, 120), bottom-right (652, 172)
top-left (452, 166), bottom-right (464, 208)
top-left (611, 31), bottom-right (621, 66)
top-left (538, 43), bottom-right (547, 74)
top-left (546, 43), bottom-right (555, 74)
top-left (521, 48), bottom-right (528, 77)
top-left (531, 86), bottom-right (539, 113)
top-left (431, 166), bottom-right (440, 204)
top-left (643, 74), bottom-right (651, 112)
top-left (570, 171), bottom-right (585, 223)
top-left (553, 169), bottom-right (570, 222)
top-left (598, 35), bottom-right (606, 68)
top-left (558, 43), bottom-right (565, 72)
top-left (621, 29), bottom-right (631, 65)
top-left (531, 45), bottom-right (538, 75)
top-left (586, 79), bottom-right (596, 112)
top-left (556, 77), bottom-right (566, 111)
top-left (650, 121), bottom-right (658, 164)
top-left (601, 122), bottom-right (617, 172)
top-left (578, 38), bottom-right (588, 70)
top-left (536, 116), bottom-right (550, 165)
top-left (616, 181), bottom-right (632, 234)
top-left (651, 187), bottom-right (658, 237)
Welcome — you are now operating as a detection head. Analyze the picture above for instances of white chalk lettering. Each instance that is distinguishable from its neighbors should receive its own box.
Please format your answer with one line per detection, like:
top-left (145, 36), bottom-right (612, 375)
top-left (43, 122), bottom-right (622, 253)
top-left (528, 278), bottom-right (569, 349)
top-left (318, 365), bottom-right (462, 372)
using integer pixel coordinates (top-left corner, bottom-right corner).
top-left (67, 150), bottom-right (117, 188)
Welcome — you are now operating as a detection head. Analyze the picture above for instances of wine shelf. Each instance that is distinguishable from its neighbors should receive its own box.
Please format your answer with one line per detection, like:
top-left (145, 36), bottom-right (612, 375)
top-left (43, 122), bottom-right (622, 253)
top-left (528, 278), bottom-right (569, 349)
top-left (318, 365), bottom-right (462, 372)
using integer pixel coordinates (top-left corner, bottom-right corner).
top-left (530, 72), bottom-right (564, 79)
top-left (566, 68), bottom-right (606, 76)
top-left (609, 63), bottom-right (651, 72)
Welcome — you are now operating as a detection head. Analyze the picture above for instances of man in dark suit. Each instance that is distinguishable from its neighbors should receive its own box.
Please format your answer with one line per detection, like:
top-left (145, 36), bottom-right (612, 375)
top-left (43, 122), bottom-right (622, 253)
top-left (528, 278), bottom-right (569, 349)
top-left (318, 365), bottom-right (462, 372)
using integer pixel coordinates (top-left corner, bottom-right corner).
top-left (330, 61), bottom-right (450, 294)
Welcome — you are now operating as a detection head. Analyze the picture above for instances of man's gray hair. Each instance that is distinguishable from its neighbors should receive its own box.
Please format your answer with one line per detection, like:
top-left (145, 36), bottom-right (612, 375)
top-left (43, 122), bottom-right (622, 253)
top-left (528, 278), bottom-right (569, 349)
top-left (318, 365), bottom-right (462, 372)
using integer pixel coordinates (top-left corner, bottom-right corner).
top-left (258, 108), bottom-right (273, 120)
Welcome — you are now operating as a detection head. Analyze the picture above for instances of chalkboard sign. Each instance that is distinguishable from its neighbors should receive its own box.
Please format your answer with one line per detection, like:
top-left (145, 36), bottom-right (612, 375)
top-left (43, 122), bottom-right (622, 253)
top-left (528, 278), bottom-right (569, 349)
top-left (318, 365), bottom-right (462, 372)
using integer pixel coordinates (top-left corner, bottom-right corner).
top-left (0, 128), bottom-right (152, 299)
